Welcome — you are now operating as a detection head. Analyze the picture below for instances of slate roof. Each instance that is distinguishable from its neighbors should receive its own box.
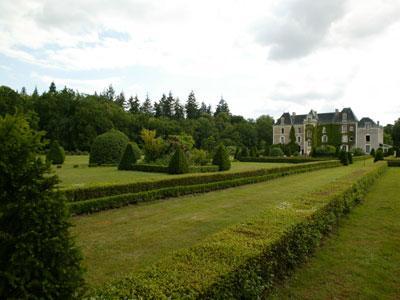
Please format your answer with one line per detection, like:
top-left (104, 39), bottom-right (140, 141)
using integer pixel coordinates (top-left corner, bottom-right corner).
top-left (358, 117), bottom-right (377, 127)
top-left (275, 108), bottom-right (358, 125)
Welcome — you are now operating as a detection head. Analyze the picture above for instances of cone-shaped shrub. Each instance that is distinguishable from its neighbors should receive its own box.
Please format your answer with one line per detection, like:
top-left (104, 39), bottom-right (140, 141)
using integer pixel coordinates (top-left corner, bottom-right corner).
top-left (370, 148), bottom-right (375, 157)
top-left (46, 140), bottom-right (65, 165)
top-left (168, 147), bottom-right (189, 174)
top-left (0, 115), bottom-right (84, 298)
top-left (374, 148), bottom-right (384, 162)
top-left (212, 144), bottom-right (231, 171)
top-left (339, 150), bottom-right (349, 165)
top-left (118, 142), bottom-right (140, 170)
top-left (89, 129), bottom-right (128, 165)
top-left (347, 151), bottom-right (353, 164)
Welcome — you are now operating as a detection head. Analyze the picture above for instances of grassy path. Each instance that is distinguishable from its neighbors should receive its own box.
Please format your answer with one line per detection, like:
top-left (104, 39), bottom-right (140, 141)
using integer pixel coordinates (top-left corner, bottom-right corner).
top-left (270, 168), bottom-right (400, 299)
top-left (72, 161), bottom-right (374, 287)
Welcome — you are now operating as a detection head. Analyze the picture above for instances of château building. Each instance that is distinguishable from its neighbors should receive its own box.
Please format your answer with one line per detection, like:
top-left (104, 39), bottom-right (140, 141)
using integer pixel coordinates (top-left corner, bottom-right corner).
top-left (273, 108), bottom-right (384, 155)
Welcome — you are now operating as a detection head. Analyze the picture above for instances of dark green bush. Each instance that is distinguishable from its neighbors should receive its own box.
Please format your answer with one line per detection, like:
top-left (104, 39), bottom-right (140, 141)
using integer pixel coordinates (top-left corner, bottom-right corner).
top-left (370, 148), bottom-right (375, 157)
top-left (240, 147), bottom-right (249, 158)
top-left (339, 150), bottom-right (349, 165)
top-left (387, 147), bottom-right (394, 156)
top-left (118, 143), bottom-right (139, 170)
top-left (374, 148), bottom-right (384, 162)
top-left (250, 146), bottom-right (258, 157)
top-left (347, 152), bottom-right (353, 164)
top-left (89, 129), bottom-right (129, 165)
top-left (352, 147), bottom-right (365, 156)
top-left (387, 159), bottom-right (400, 167)
top-left (92, 164), bottom-right (386, 299)
top-left (239, 156), bottom-right (324, 164)
top-left (168, 147), bottom-right (189, 174)
top-left (46, 140), bottom-right (65, 164)
top-left (269, 147), bottom-right (284, 157)
top-left (0, 115), bottom-right (83, 299)
top-left (313, 145), bottom-right (336, 157)
top-left (212, 144), bottom-right (231, 171)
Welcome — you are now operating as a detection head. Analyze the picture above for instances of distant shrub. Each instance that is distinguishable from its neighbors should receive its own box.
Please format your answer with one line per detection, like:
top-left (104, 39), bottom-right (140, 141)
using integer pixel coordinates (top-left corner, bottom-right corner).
top-left (118, 142), bottom-right (140, 170)
top-left (240, 147), bottom-right (249, 158)
top-left (168, 147), bottom-right (189, 174)
top-left (387, 147), bottom-right (394, 156)
top-left (250, 146), bottom-right (258, 157)
top-left (212, 144), bottom-right (231, 171)
top-left (89, 129), bottom-right (128, 165)
top-left (46, 140), bottom-right (65, 165)
top-left (352, 147), bottom-right (364, 156)
top-left (370, 148), bottom-right (375, 157)
top-left (347, 152), bottom-right (353, 164)
top-left (189, 148), bottom-right (209, 166)
top-left (269, 147), bottom-right (284, 157)
top-left (313, 145), bottom-right (336, 157)
top-left (374, 148), bottom-right (384, 162)
top-left (339, 150), bottom-right (349, 165)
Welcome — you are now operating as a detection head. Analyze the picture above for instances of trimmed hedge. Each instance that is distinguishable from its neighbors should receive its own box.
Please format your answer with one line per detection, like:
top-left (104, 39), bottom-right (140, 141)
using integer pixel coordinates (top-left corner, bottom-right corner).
top-left (213, 144), bottom-right (231, 171)
top-left (64, 160), bottom-right (341, 202)
top-left (168, 147), bottom-right (189, 174)
top-left (239, 156), bottom-right (325, 164)
top-left (387, 159), bottom-right (400, 167)
top-left (92, 163), bottom-right (387, 299)
top-left (89, 129), bottom-right (128, 165)
top-left (129, 164), bottom-right (220, 174)
top-left (118, 143), bottom-right (139, 170)
top-left (67, 161), bottom-right (343, 214)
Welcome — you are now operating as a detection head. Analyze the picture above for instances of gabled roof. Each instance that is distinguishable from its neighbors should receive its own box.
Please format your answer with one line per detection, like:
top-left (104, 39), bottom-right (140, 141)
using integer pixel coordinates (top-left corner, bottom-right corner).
top-left (358, 117), bottom-right (377, 127)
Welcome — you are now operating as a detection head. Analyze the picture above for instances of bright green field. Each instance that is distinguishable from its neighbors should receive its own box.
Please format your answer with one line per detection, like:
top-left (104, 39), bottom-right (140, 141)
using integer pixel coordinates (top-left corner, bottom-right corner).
top-left (270, 168), bottom-right (400, 299)
top-left (72, 160), bottom-right (376, 287)
top-left (54, 155), bottom-right (292, 189)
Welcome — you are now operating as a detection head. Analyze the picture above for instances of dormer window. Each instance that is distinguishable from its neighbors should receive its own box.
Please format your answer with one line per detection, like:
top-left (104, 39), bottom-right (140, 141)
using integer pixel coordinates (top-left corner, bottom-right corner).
top-left (322, 127), bottom-right (327, 134)
top-left (322, 135), bottom-right (328, 143)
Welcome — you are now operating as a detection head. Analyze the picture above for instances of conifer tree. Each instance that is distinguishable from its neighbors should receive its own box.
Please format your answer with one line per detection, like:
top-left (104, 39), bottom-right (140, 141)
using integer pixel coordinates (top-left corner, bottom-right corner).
top-left (49, 82), bottom-right (57, 94)
top-left (103, 84), bottom-right (115, 101)
top-left (118, 142), bottom-right (140, 170)
top-left (115, 92), bottom-right (126, 108)
top-left (140, 94), bottom-right (153, 115)
top-left (128, 95), bottom-right (140, 114)
top-left (185, 91), bottom-right (199, 119)
top-left (173, 98), bottom-right (185, 120)
top-left (212, 144), bottom-right (231, 171)
top-left (214, 97), bottom-right (230, 116)
top-left (168, 147), bottom-right (189, 174)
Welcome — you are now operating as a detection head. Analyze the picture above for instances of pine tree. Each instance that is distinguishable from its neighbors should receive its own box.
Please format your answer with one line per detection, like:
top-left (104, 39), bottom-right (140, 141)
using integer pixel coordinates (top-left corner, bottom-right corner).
top-left (185, 91), bottom-right (199, 119)
top-left (49, 82), bottom-right (57, 94)
top-left (154, 101), bottom-right (162, 117)
top-left (102, 84), bottom-right (115, 101)
top-left (115, 92), bottom-right (126, 108)
top-left (214, 97), bottom-right (230, 116)
top-left (173, 98), bottom-right (184, 120)
top-left (168, 147), bottom-right (189, 174)
top-left (0, 115), bottom-right (84, 298)
top-left (162, 92), bottom-right (174, 118)
top-left (32, 86), bottom-right (39, 99)
top-left (118, 142), bottom-right (140, 170)
top-left (128, 96), bottom-right (140, 114)
top-left (140, 94), bottom-right (153, 115)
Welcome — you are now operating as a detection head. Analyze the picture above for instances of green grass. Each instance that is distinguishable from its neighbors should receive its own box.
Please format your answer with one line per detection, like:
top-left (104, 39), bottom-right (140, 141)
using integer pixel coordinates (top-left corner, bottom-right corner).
top-left (72, 160), bottom-right (375, 287)
top-left (54, 155), bottom-right (291, 189)
top-left (270, 168), bottom-right (400, 299)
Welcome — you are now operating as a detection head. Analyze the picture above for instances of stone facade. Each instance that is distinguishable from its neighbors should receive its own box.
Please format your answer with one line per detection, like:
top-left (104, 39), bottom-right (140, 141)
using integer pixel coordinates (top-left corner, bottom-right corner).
top-left (273, 108), bottom-right (383, 155)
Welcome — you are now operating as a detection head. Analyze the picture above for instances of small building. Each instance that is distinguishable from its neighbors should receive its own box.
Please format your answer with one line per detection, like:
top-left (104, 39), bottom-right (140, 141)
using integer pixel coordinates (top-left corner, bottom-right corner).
top-left (273, 108), bottom-right (383, 155)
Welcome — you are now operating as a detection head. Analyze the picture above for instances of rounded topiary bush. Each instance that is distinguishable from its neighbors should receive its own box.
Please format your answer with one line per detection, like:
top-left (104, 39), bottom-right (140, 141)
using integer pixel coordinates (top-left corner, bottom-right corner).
top-left (46, 140), bottom-right (65, 165)
top-left (269, 147), bottom-right (284, 157)
top-left (118, 142), bottom-right (140, 170)
top-left (339, 150), bottom-right (349, 165)
top-left (168, 147), bottom-right (189, 174)
top-left (374, 148), bottom-right (384, 162)
top-left (370, 148), bottom-right (375, 157)
top-left (89, 129), bottom-right (129, 165)
top-left (212, 144), bottom-right (231, 171)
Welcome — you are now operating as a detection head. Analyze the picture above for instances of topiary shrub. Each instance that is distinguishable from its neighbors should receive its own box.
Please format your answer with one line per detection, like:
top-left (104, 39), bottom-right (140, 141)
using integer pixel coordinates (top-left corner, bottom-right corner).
top-left (89, 129), bottom-right (129, 165)
top-left (269, 147), bottom-right (284, 157)
top-left (347, 151), bottom-right (353, 164)
top-left (374, 148), bottom-right (384, 162)
top-left (339, 150), bottom-right (349, 165)
top-left (370, 148), bottom-right (375, 157)
top-left (352, 147), bottom-right (364, 156)
top-left (0, 115), bottom-right (84, 298)
top-left (168, 147), bottom-right (189, 174)
top-left (212, 144), bottom-right (231, 171)
top-left (46, 140), bottom-right (65, 165)
top-left (118, 142), bottom-right (140, 170)
top-left (313, 145), bottom-right (336, 157)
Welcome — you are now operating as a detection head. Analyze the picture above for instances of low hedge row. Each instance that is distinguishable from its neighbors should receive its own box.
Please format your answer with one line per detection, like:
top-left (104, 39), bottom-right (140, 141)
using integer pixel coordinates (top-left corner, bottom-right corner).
top-left (68, 161), bottom-right (342, 214)
top-left (64, 160), bottom-right (341, 202)
top-left (238, 156), bottom-right (325, 163)
top-left (387, 159), bottom-right (400, 167)
top-left (92, 162), bottom-right (387, 299)
top-left (130, 164), bottom-right (220, 174)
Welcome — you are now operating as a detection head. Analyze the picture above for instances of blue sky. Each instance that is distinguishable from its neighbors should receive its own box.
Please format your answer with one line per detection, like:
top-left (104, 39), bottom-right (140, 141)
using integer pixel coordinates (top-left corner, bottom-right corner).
top-left (1, 0), bottom-right (400, 124)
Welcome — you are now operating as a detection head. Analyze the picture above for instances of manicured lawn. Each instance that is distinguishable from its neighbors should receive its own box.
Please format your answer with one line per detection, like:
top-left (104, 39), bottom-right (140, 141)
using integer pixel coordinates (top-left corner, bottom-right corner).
top-left (54, 155), bottom-right (291, 189)
top-left (72, 160), bottom-right (376, 287)
top-left (270, 168), bottom-right (400, 299)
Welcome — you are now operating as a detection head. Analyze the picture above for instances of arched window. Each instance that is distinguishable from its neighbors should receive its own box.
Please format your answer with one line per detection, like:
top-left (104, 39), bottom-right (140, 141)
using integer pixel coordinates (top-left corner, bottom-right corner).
top-left (322, 135), bottom-right (328, 143)
top-left (322, 127), bottom-right (326, 134)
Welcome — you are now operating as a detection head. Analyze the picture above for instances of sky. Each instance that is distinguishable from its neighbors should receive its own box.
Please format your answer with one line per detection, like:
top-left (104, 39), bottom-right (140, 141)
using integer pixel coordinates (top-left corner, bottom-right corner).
top-left (1, 0), bottom-right (400, 125)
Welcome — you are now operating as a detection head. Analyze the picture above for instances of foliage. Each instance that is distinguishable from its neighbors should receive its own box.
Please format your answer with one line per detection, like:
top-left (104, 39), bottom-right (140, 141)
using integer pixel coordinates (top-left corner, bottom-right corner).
top-left (347, 151), bottom-right (353, 164)
top-left (91, 163), bottom-right (386, 298)
top-left (370, 148), bottom-right (376, 157)
top-left (118, 143), bottom-right (139, 170)
top-left (374, 148), bottom-right (384, 162)
top-left (269, 147), bottom-right (284, 157)
top-left (189, 148), bottom-right (209, 165)
top-left (68, 160), bottom-right (343, 215)
top-left (140, 129), bottom-right (166, 162)
top-left (212, 144), bottom-right (231, 171)
top-left (167, 134), bottom-right (194, 151)
top-left (339, 150), bottom-right (349, 165)
top-left (352, 147), bottom-right (365, 156)
top-left (46, 140), bottom-right (65, 164)
top-left (240, 147), bottom-right (250, 158)
top-left (393, 118), bottom-right (400, 147)
top-left (0, 115), bottom-right (83, 299)
top-left (128, 164), bottom-right (219, 174)
top-left (250, 146), bottom-right (258, 157)
top-left (312, 145), bottom-right (336, 157)
top-left (168, 147), bottom-right (189, 174)
top-left (238, 156), bottom-right (324, 164)
top-left (89, 129), bottom-right (129, 165)
top-left (387, 159), bottom-right (400, 167)
top-left (315, 124), bottom-right (342, 147)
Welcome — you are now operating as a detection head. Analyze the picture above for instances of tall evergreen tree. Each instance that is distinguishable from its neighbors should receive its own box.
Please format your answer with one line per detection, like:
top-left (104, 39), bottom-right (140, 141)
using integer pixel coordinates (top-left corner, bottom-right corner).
top-left (214, 97), bottom-right (230, 116)
top-left (162, 92), bottom-right (174, 118)
top-left (128, 95), bottom-right (140, 114)
top-left (32, 86), bottom-right (39, 99)
top-left (173, 98), bottom-right (185, 120)
top-left (115, 92), bottom-right (126, 108)
top-left (102, 84), bottom-right (115, 101)
top-left (199, 102), bottom-right (212, 116)
top-left (49, 82), bottom-right (57, 94)
top-left (185, 91), bottom-right (199, 119)
top-left (140, 94), bottom-right (153, 115)
top-left (154, 101), bottom-right (162, 117)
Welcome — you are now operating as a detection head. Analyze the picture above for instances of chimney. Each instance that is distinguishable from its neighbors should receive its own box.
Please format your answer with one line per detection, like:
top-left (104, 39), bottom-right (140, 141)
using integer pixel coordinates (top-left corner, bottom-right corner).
top-left (292, 112), bottom-right (296, 117)
top-left (335, 109), bottom-right (339, 114)
top-left (377, 121), bottom-right (380, 126)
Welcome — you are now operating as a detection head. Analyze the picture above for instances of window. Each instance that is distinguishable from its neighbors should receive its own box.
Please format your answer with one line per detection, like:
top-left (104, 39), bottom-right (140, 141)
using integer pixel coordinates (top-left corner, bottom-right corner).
top-left (349, 137), bottom-right (353, 142)
top-left (297, 136), bottom-right (301, 143)
top-left (280, 136), bottom-right (285, 144)
top-left (342, 135), bottom-right (348, 143)
top-left (307, 130), bottom-right (312, 138)
top-left (342, 125), bottom-right (347, 133)
top-left (366, 145), bottom-right (371, 153)
top-left (322, 135), bottom-right (328, 143)
top-left (308, 140), bottom-right (311, 147)
top-left (298, 127), bottom-right (301, 133)
top-left (322, 127), bottom-right (327, 134)
top-left (281, 128), bottom-right (284, 134)
top-left (366, 135), bottom-right (370, 142)
top-left (349, 126), bottom-right (354, 132)
top-left (342, 113), bottom-right (347, 121)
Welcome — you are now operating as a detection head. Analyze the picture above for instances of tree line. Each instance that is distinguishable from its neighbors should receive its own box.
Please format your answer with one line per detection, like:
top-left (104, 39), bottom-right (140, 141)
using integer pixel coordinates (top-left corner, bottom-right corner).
top-left (0, 83), bottom-right (274, 153)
